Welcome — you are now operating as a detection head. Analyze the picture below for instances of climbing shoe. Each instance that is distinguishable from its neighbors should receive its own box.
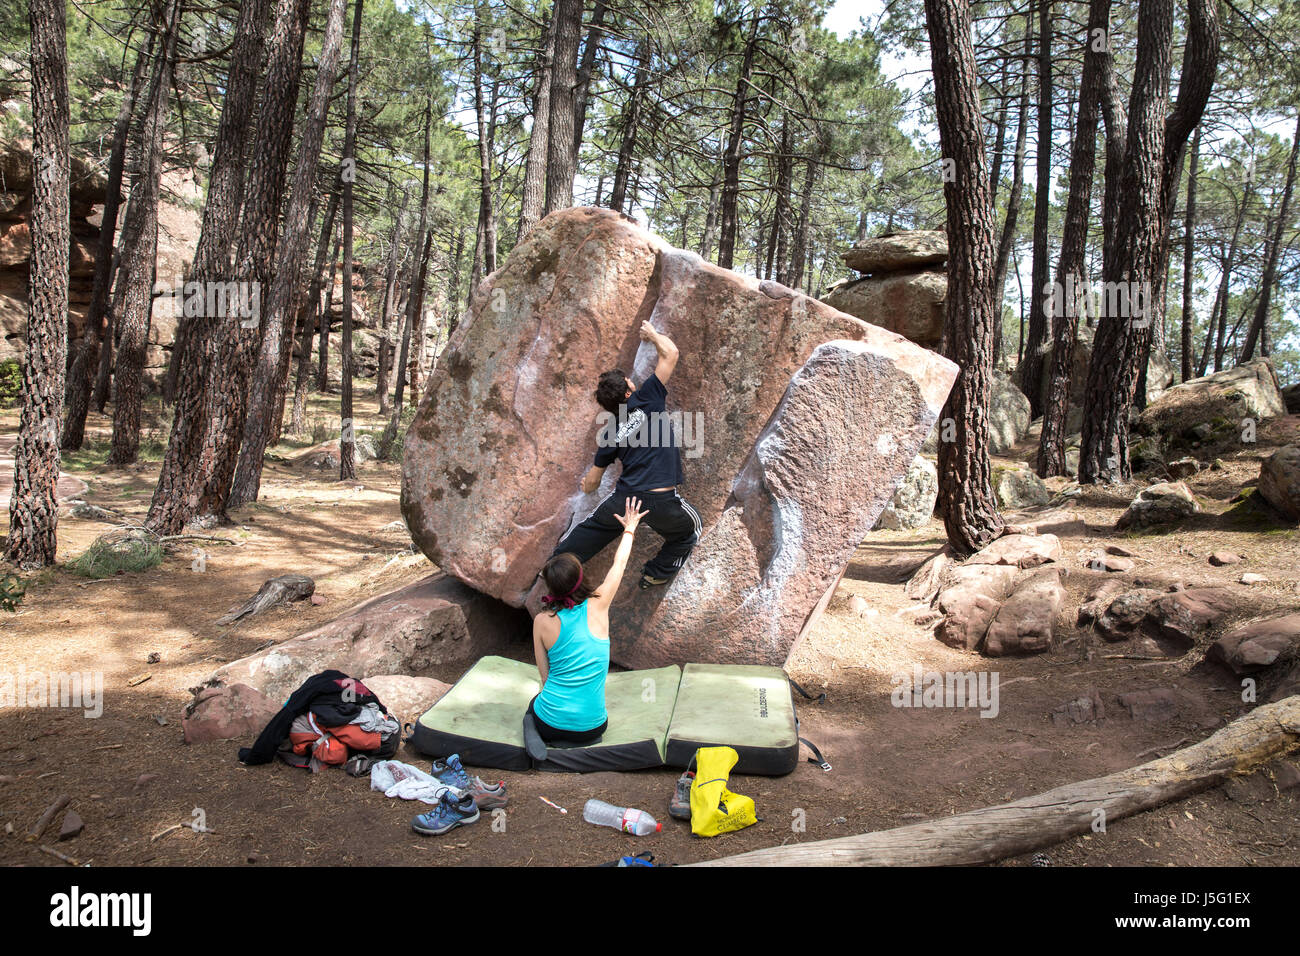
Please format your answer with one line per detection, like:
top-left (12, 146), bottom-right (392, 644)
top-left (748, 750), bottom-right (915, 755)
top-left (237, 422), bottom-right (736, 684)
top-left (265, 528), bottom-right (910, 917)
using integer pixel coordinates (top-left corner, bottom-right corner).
top-left (669, 769), bottom-right (695, 820)
top-left (411, 791), bottom-right (481, 836)
top-left (639, 573), bottom-right (672, 590)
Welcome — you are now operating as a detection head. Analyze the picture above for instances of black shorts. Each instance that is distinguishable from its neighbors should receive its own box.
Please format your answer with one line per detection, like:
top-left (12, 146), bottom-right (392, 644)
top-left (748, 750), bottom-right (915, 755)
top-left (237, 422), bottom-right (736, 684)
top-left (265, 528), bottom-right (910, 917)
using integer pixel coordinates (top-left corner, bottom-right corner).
top-left (526, 695), bottom-right (607, 745)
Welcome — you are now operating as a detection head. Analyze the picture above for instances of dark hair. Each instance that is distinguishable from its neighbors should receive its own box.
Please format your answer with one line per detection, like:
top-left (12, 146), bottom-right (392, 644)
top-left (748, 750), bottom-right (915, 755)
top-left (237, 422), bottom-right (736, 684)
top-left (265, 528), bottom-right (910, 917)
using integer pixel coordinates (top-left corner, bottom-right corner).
top-left (540, 552), bottom-right (597, 613)
top-left (594, 369), bottom-right (629, 414)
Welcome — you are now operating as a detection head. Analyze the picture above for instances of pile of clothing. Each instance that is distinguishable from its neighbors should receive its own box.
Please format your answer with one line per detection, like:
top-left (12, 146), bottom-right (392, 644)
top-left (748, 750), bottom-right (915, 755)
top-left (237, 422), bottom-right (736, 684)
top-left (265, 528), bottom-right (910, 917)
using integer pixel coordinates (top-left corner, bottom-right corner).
top-left (238, 670), bottom-right (400, 771)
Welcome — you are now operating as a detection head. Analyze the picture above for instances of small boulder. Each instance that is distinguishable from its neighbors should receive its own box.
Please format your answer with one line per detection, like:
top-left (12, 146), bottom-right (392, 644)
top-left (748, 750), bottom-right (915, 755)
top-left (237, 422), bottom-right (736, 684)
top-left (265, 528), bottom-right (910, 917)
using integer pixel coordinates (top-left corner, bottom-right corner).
top-left (1115, 481), bottom-right (1200, 530)
top-left (58, 810), bottom-right (84, 841)
top-left (1207, 551), bottom-right (1241, 566)
top-left (933, 564), bottom-right (1018, 650)
top-left (1207, 613), bottom-right (1300, 674)
top-left (1117, 687), bottom-right (1182, 722)
top-left (182, 683), bottom-right (281, 744)
top-left (982, 567), bottom-right (1064, 656)
top-left (966, 532), bottom-right (1061, 569)
top-left (359, 674), bottom-right (452, 726)
top-left (1257, 445), bottom-right (1300, 522)
top-left (1239, 572), bottom-right (1268, 585)
top-left (842, 229), bottom-right (948, 274)
top-left (993, 467), bottom-right (1050, 511)
top-left (1166, 457), bottom-right (1199, 480)
top-left (1051, 690), bottom-right (1105, 726)
top-left (874, 455), bottom-right (938, 530)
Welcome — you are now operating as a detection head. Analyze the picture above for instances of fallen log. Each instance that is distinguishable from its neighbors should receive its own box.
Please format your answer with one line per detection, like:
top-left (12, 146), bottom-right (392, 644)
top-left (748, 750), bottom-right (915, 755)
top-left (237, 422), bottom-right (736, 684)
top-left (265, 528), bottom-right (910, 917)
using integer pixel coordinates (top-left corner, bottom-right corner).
top-left (693, 695), bottom-right (1300, 866)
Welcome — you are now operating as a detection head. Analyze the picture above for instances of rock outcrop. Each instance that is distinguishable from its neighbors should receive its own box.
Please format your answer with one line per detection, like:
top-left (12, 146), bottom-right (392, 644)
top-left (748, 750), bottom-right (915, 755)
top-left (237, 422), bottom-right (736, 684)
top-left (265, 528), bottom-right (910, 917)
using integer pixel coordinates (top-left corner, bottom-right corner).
top-left (822, 229), bottom-right (947, 350)
top-left (1136, 358), bottom-right (1285, 443)
top-left (401, 207), bottom-right (957, 668)
top-left (0, 140), bottom-right (203, 382)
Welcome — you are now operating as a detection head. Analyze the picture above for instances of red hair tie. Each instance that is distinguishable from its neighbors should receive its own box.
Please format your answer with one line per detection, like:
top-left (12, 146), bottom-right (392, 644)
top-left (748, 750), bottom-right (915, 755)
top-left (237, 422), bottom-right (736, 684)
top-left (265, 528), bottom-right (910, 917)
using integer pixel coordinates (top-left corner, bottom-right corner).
top-left (544, 567), bottom-right (584, 609)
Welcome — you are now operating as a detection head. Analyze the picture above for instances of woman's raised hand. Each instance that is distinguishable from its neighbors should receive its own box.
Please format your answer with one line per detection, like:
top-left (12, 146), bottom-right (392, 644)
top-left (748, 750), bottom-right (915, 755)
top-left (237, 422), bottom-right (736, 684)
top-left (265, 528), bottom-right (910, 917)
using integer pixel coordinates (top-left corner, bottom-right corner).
top-left (615, 496), bottom-right (648, 533)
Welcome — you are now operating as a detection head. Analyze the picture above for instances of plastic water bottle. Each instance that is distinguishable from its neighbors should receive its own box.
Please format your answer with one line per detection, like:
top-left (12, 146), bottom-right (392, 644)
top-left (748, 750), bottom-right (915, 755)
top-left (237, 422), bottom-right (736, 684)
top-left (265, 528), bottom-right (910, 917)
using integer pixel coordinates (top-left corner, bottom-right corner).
top-left (583, 799), bottom-right (662, 835)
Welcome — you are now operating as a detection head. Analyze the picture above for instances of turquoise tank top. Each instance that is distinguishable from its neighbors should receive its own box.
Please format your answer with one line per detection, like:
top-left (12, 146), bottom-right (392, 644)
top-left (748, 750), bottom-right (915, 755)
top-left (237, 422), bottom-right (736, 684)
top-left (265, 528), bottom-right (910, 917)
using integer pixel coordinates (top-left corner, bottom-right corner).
top-left (534, 601), bottom-right (609, 732)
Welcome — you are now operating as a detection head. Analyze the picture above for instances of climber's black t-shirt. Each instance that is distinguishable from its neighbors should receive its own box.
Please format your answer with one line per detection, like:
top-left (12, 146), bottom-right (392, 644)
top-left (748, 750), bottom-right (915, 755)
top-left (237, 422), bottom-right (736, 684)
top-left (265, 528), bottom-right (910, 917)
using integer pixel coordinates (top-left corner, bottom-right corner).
top-left (593, 373), bottom-right (685, 492)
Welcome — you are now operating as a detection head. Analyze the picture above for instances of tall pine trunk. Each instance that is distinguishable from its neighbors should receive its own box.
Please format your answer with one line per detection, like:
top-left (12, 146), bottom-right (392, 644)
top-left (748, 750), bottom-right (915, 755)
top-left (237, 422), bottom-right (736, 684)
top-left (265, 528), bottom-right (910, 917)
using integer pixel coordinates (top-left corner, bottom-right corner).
top-left (61, 29), bottom-right (152, 450)
top-left (924, 0), bottom-right (1005, 556)
top-left (1020, 0), bottom-right (1053, 417)
top-left (107, 0), bottom-right (181, 466)
top-left (7, 0), bottom-right (69, 568)
top-left (517, 8), bottom-right (555, 241)
top-left (543, 0), bottom-right (583, 214)
top-left (226, 0), bottom-right (346, 509)
top-left (1036, 0), bottom-right (1107, 478)
top-left (1180, 126), bottom-right (1200, 381)
top-left (338, 0), bottom-right (364, 482)
top-left (1239, 111), bottom-right (1299, 363)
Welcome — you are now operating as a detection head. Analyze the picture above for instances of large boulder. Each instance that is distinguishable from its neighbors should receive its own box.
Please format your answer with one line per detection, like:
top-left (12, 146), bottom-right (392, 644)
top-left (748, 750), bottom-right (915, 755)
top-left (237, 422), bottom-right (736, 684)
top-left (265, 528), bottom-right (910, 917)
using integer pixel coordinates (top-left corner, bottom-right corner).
top-left (874, 454), bottom-right (937, 530)
top-left (822, 269), bottom-right (946, 350)
top-left (1283, 382), bottom-right (1300, 415)
top-left (401, 207), bottom-right (957, 668)
top-left (1137, 358), bottom-right (1285, 441)
top-left (1258, 445), bottom-right (1300, 521)
top-left (841, 230), bottom-right (947, 274)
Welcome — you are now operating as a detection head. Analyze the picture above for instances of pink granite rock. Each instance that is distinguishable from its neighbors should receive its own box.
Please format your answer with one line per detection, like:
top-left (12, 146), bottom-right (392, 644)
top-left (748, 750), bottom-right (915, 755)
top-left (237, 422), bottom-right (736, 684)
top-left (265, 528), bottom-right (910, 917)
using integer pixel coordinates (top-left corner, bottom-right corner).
top-left (402, 207), bottom-right (956, 667)
top-left (182, 574), bottom-right (523, 740)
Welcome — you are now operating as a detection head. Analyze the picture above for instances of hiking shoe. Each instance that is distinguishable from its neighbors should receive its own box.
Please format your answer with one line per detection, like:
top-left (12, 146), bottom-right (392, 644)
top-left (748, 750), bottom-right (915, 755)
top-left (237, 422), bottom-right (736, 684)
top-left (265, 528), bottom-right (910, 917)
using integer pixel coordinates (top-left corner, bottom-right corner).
top-left (470, 777), bottom-right (509, 810)
top-left (430, 754), bottom-right (474, 790)
top-left (411, 791), bottom-right (481, 835)
top-left (669, 770), bottom-right (694, 820)
top-left (639, 573), bottom-right (672, 590)
top-left (522, 712), bottom-right (548, 762)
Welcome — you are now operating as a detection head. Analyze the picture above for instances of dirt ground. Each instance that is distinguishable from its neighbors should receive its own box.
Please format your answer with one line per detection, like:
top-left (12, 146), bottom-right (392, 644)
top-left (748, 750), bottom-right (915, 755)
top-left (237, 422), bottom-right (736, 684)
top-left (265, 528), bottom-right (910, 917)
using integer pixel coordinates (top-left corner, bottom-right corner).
top-left (1, 391), bottom-right (1298, 867)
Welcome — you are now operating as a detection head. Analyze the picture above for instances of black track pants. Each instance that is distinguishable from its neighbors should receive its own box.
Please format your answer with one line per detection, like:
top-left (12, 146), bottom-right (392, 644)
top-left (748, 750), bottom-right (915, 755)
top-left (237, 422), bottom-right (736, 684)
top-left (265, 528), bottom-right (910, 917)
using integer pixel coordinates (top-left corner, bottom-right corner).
top-left (553, 487), bottom-right (701, 579)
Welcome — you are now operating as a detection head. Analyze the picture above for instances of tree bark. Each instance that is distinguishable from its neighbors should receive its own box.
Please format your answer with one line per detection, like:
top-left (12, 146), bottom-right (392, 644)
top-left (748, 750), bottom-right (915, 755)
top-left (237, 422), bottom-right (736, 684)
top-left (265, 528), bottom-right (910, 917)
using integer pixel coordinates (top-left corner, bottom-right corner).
top-left (543, 0), bottom-right (583, 215)
top-left (992, 15), bottom-right (1032, 361)
top-left (61, 28), bottom-right (153, 450)
top-left (226, 0), bottom-right (345, 510)
top-left (1078, 0), bottom-right (1175, 484)
top-left (337, 0), bottom-right (364, 483)
top-left (925, 0), bottom-right (1005, 557)
top-left (1180, 126), bottom-right (1200, 382)
top-left (291, 188), bottom-right (340, 432)
top-left (376, 195), bottom-right (406, 414)
top-left (148, 0), bottom-right (330, 533)
top-left (7, 0), bottom-right (69, 569)
top-left (569, 0), bottom-right (606, 169)
top-left (517, 7), bottom-right (555, 241)
top-left (317, 225), bottom-right (341, 391)
top-left (717, 13), bottom-right (760, 270)
top-left (1036, 0), bottom-right (1107, 478)
top-left (107, 0), bottom-right (181, 466)
top-left (1239, 110), bottom-right (1299, 363)
top-left (1019, 0), bottom-right (1053, 418)
top-left (160, 0), bottom-right (271, 407)
top-left (608, 39), bottom-right (649, 215)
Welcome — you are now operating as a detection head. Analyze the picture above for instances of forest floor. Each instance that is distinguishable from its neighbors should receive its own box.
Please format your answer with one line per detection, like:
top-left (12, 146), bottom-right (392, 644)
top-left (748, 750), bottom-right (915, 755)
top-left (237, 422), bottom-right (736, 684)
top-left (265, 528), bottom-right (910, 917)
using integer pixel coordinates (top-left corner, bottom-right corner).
top-left (1, 389), bottom-right (1299, 868)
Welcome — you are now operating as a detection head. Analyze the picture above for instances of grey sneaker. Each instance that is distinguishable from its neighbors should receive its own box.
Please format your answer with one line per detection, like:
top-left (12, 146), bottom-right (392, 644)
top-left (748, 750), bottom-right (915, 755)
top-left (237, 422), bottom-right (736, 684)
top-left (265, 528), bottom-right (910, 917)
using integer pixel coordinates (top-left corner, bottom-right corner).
top-left (411, 791), bottom-right (481, 835)
top-left (669, 770), bottom-right (694, 820)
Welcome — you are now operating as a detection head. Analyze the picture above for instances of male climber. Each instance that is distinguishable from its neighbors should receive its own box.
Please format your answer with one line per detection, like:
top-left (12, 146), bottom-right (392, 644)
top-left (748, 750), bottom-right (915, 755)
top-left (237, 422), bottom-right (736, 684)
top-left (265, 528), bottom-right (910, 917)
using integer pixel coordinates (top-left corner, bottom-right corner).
top-left (549, 321), bottom-right (701, 590)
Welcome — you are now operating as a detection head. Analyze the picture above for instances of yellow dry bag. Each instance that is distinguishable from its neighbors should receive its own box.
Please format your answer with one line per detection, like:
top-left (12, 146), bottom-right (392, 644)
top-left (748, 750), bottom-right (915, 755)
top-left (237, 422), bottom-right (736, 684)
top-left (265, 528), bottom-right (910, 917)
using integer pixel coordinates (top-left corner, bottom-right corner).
top-left (689, 746), bottom-right (758, 837)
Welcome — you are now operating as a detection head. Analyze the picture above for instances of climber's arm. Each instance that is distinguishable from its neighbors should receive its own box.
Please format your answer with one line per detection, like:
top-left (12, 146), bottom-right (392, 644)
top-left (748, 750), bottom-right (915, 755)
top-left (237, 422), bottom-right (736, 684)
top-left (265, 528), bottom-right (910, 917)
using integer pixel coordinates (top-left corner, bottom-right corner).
top-left (581, 465), bottom-right (606, 495)
top-left (640, 321), bottom-right (679, 384)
